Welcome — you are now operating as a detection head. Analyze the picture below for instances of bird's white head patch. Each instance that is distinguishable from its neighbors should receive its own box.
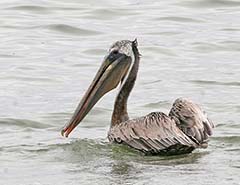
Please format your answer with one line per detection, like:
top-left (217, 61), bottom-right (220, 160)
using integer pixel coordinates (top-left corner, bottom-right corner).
top-left (109, 40), bottom-right (135, 58)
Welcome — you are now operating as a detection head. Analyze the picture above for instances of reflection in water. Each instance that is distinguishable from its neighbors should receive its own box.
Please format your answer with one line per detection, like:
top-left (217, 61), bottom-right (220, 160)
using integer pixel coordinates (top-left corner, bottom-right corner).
top-left (110, 162), bottom-right (137, 185)
top-left (111, 146), bottom-right (207, 166)
top-left (109, 144), bottom-right (208, 185)
top-left (111, 162), bottom-right (133, 176)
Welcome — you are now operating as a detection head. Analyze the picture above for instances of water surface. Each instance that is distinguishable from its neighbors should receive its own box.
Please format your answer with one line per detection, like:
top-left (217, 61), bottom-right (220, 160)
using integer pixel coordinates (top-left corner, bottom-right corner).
top-left (0, 0), bottom-right (240, 184)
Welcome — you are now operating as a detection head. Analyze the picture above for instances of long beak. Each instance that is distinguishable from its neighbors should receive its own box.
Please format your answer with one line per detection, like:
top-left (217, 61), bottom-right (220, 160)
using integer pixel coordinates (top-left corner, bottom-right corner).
top-left (61, 53), bottom-right (131, 137)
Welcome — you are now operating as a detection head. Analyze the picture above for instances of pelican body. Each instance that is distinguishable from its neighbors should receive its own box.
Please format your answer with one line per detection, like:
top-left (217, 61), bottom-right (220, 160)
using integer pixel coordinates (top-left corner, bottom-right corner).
top-left (61, 40), bottom-right (214, 155)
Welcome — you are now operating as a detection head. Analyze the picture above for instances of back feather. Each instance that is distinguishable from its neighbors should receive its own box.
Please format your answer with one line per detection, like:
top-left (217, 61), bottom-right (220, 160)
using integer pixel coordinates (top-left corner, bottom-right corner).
top-left (169, 98), bottom-right (214, 147)
top-left (108, 112), bottom-right (196, 155)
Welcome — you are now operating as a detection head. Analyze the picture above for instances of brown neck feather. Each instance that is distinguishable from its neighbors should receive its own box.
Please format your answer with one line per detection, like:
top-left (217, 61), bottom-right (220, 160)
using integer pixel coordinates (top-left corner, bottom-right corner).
top-left (111, 44), bottom-right (140, 126)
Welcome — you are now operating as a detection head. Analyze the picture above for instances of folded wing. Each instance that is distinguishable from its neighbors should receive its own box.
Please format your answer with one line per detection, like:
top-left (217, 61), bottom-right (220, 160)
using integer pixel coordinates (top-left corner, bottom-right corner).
top-left (169, 98), bottom-right (214, 148)
top-left (108, 112), bottom-right (197, 155)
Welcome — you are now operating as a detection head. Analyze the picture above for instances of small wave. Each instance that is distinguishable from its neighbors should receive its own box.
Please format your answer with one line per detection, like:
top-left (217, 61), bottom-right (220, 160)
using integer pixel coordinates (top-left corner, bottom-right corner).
top-left (83, 8), bottom-right (139, 20)
top-left (5, 5), bottom-right (87, 12)
top-left (232, 165), bottom-right (240, 169)
top-left (191, 42), bottom-right (224, 53)
top-left (32, 139), bottom-right (112, 164)
top-left (45, 24), bottom-right (102, 36)
top-left (144, 31), bottom-right (182, 36)
top-left (0, 75), bottom-right (60, 83)
top-left (189, 80), bottom-right (240, 87)
top-left (213, 136), bottom-right (240, 144)
top-left (0, 118), bottom-right (52, 129)
top-left (143, 46), bottom-right (178, 56)
top-left (225, 148), bottom-right (240, 152)
top-left (192, 41), bottom-right (240, 52)
top-left (221, 28), bottom-right (240, 32)
top-left (178, 0), bottom-right (240, 8)
top-left (0, 54), bottom-right (22, 58)
top-left (156, 16), bottom-right (203, 23)
top-left (82, 48), bottom-right (106, 56)
top-left (219, 41), bottom-right (240, 52)
top-left (1, 23), bottom-right (94, 35)
top-left (142, 79), bottom-right (162, 85)
top-left (5, 5), bottom-right (52, 13)
top-left (143, 100), bottom-right (170, 108)
top-left (111, 144), bottom-right (208, 166)
top-left (6, 138), bottom-right (108, 153)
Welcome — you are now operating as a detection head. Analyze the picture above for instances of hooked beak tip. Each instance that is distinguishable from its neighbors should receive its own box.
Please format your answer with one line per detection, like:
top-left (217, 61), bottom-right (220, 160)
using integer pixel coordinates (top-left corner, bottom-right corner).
top-left (61, 128), bottom-right (69, 138)
top-left (61, 129), bottom-right (64, 137)
top-left (61, 123), bottom-right (76, 137)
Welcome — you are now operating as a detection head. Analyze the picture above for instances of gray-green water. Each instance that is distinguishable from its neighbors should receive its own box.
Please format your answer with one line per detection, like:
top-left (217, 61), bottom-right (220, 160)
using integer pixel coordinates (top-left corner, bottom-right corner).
top-left (1, 0), bottom-right (240, 184)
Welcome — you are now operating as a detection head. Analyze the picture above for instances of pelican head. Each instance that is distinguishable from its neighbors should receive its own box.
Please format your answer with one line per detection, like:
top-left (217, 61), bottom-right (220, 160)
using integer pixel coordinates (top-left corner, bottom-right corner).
top-left (61, 39), bottom-right (138, 137)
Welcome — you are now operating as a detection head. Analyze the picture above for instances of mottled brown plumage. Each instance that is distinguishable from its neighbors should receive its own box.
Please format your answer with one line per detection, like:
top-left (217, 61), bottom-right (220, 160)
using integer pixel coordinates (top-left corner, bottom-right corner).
top-left (107, 40), bottom-right (214, 155)
top-left (169, 98), bottom-right (214, 148)
top-left (108, 98), bottom-right (214, 155)
top-left (62, 39), bottom-right (214, 155)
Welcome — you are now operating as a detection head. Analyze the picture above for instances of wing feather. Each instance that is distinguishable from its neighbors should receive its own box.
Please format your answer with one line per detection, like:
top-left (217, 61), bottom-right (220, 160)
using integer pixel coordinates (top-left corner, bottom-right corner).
top-left (169, 98), bottom-right (214, 147)
top-left (108, 112), bottom-right (196, 155)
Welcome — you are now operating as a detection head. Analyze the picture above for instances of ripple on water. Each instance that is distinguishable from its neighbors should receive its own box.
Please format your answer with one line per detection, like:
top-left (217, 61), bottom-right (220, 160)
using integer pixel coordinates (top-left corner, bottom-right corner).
top-left (189, 80), bottom-right (240, 87)
top-left (219, 41), bottom-right (240, 52)
top-left (0, 75), bottom-right (61, 84)
top-left (2, 23), bottom-right (103, 36)
top-left (37, 139), bottom-right (113, 164)
top-left (142, 79), bottom-right (162, 85)
top-left (221, 28), bottom-right (240, 32)
top-left (0, 118), bottom-right (52, 129)
top-left (191, 42), bottom-right (225, 53)
top-left (5, 5), bottom-right (52, 14)
top-left (143, 31), bottom-right (182, 36)
top-left (7, 136), bottom-right (210, 167)
top-left (143, 46), bottom-right (178, 56)
top-left (82, 8), bottom-right (139, 20)
top-left (213, 136), bottom-right (240, 144)
top-left (45, 24), bottom-right (102, 36)
top-left (5, 5), bottom-right (86, 12)
top-left (155, 16), bottom-right (204, 23)
top-left (0, 54), bottom-right (22, 58)
top-left (82, 48), bottom-right (106, 56)
top-left (51, 139), bottom-right (208, 166)
top-left (7, 139), bottom-right (105, 153)
top-left (110, 144), bottom-right (210, 166)
top-left (178, 0), bottom-right (240, 8)
top-left (79, 107), bottom-right (111, 127)
top-left (143, 100), bottom-right (170, 109)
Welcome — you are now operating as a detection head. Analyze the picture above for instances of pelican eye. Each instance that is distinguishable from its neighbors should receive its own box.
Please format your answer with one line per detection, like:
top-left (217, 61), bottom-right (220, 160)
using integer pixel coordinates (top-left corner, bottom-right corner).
top-left (112, 50), bottom-right (119, 55)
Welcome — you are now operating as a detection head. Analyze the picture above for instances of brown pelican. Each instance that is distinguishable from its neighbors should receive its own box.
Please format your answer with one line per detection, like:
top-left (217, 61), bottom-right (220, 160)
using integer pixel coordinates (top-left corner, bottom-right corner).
top-left (61, 39), bottom-right (214, 155)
